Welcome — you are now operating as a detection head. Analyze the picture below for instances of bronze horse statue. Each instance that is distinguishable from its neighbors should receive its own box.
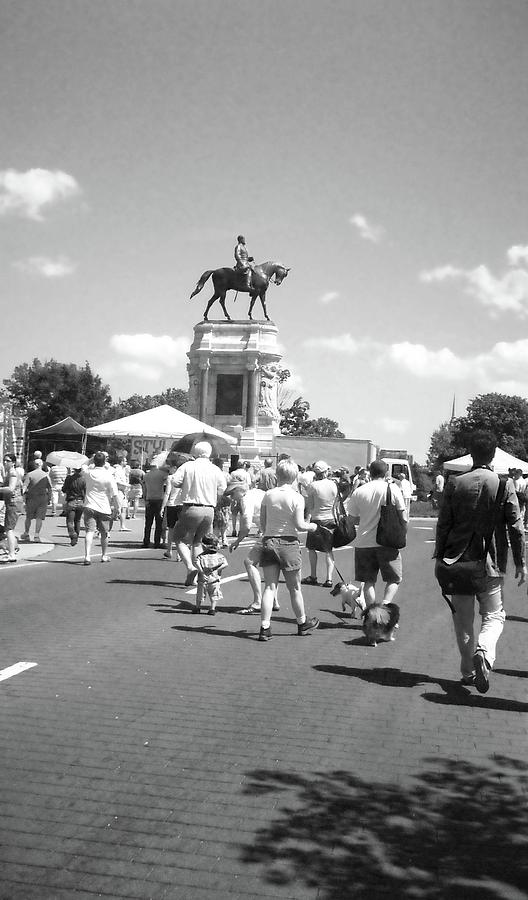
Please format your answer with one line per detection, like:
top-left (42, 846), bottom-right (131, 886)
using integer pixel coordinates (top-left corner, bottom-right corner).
top-left (190, 260), bottom-right (290, 321)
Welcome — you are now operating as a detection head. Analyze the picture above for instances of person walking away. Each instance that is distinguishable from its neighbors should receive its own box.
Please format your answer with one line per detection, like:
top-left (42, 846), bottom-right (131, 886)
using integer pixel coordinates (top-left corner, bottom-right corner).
top-left (0, 454), bottom-right (21, 562)
top-left (347, 460), bottom-right (407, 608)
top-left (227, 480), bottom-right (280, 614)
top-left (434, 430), bottom-right (526, 692)
top-left (142, 461), bottom-right (167, 548)
top-left (302, 460), bottom-right (338, 588)
top-left (62, 467), bottom-right (86, 546)
top-left (258, 458), bottom-right (277, 491)
top-left (194, 534), bottom-right (228, 615)
top-left (258, 458), bottom-right (319, 641)
top-left (113, 456), bottom-right (131, 532)
top-left (397, 472), bottom-right (412, 518)
top-left (160, 454), bottom-right (190, 560)
top-left (512, 469), bottom-right (527, 532)
top-left (21, 460), bottom-right (52, 542)
top-left (49, 463), bottom-right (68, 515)
top-left (82, 451), bottom-right (120, 565)
top-left (127, 461), bottom-right (144, 518)
top-left (171, 442), bottom-right (227, 585)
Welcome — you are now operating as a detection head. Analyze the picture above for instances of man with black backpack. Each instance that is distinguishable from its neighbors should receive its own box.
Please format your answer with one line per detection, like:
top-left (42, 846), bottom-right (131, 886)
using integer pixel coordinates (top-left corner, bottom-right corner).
top-left (434, 431), bottom-right (526, 693)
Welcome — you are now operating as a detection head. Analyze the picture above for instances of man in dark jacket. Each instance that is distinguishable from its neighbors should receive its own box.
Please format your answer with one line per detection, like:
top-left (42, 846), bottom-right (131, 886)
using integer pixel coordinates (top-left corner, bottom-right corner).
top-left (434, 430), bottom-right (526, 693)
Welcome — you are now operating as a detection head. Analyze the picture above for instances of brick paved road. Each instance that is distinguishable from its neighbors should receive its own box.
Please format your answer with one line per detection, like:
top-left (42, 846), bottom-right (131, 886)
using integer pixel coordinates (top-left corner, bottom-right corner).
top-left (1, 515), bottom-right (527, 899)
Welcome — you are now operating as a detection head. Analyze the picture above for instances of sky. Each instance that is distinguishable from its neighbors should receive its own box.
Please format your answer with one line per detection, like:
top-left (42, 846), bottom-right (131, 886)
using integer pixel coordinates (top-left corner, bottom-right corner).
top-left (1, 0), bottom-right (528, 463)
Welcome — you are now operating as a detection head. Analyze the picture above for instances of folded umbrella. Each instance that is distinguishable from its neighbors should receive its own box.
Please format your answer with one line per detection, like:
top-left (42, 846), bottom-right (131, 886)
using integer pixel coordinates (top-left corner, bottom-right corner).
top-left (46, 450), bottom-right (90, 469)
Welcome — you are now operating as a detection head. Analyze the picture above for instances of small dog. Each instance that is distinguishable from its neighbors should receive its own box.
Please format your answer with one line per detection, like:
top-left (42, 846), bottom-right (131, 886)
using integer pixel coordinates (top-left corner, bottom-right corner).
top-left (362, 601), bottom-right (400, 647)
top-left (330, 581), bottom-right (366, 619)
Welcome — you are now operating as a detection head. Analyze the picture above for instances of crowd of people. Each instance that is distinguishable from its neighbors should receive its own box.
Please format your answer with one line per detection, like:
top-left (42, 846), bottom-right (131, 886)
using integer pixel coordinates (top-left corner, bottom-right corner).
top-left (2, 430), bottom-right (527, 693)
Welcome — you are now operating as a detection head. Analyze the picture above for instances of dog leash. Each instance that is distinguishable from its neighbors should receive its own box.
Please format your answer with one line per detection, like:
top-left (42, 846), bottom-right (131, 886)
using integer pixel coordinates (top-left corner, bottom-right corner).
top-left (334, 563), bottom-right (346, 583)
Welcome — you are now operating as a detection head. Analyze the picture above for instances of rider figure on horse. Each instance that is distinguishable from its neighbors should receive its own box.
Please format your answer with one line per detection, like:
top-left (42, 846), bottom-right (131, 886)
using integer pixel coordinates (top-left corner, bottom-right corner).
top-left (234, 234), bottom-right (254, 292)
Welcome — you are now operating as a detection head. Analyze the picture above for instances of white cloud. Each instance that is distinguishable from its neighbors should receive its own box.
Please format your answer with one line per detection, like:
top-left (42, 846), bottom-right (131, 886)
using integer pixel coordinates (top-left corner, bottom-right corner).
top-left (110, 333), bottom-right (188, 363)
top-left (507, 245), bottom-right (528, 267)
top-left (108, 333), bottom-right (189, 381)
top-left (0, 168), bottom-right (80, 220)
top-left (320, 291), bottom-right (339, 304)
top-left (303, 332), bottom-right (528, 392)
top-left (420, 247), bottom-right (528, 316)
top-left (349, 213), bottom-right (385, 243)
top-left (377, 417), bottom-right (409, 435)
top-left (14, 255), bottom-right (76, 278)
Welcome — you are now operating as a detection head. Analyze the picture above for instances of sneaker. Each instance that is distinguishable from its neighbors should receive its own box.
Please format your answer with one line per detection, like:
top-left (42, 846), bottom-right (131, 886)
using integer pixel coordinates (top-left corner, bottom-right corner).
top-left (83, 559), bottom-right (91, 566)
top-left (33, 535), bottom-right (42, 543)
top-left (473, 651), bottom-right (490, 694)
top-left (301, 576), bottom-right (319, 586)
top-left (460, 674), bottom-right (476, 687)
top-left (322, 580), bottom-right (333, 588)
top-left (240, 605), bottom-right (261, 615)
top-left (163, 550), bottom-right (172, 559)
top-left (297, 616), bottom-right (320, 636)
top-left (207, 609), bottom-right (216, 616)
top-left (21, 533), bottom-right (30, 542)
top-left (101, 555), bottom-right (111, 563)
top-left (258, 626), bottom-right (272, 642)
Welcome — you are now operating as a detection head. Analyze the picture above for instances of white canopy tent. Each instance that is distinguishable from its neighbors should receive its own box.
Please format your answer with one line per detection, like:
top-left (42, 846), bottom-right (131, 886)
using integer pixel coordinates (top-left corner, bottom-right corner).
top-left (86, 405), bottom-right (237, 462)
top-left (443, 447), bottom-right (528, 475)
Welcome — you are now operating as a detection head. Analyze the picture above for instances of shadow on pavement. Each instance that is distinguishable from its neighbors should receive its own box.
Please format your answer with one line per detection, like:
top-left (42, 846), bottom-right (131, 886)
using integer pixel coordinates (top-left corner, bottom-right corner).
top-left (170, 624), bottom-right (253, 640)
top-left (240, 756), bottom-right (528, 899)
top-left (506, 614), bottom-right (528, 624)
top-left (495, 667), bottom-right (528, 679)
top-left (107, 578), bottom-right (187, 588)
top-left (314, 665), bottom-right (528, 712)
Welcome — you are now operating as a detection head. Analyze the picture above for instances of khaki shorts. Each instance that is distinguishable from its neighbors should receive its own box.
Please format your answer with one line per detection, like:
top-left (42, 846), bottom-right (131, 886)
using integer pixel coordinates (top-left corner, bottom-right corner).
top-left (84, 508), bottom-right (112, 534)
top-left (355, 546), bottom-right (402, 584)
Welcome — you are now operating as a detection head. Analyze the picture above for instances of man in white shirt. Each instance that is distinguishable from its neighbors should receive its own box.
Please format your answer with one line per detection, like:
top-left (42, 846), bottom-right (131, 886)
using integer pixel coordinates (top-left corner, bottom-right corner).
top-left (347, 460), bottom-right (407, 607)
top-left (82, 451), bottom-right (120, 565)
top-left (172, 442), bottom-right (227, 585)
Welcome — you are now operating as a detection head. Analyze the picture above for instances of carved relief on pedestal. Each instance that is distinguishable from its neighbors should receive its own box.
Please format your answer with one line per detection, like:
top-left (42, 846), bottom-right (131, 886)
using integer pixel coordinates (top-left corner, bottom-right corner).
top-left (258, 362), bottom-right (281, 424)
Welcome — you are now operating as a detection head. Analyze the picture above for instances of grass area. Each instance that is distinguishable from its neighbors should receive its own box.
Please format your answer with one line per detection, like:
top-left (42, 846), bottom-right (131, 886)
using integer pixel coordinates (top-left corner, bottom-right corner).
top-left (410, 500), bottom-right (438, 518)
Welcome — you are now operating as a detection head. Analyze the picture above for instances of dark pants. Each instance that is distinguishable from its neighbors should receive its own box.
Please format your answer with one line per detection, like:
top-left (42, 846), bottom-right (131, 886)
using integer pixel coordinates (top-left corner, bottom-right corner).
top-left (144, 499), bottom-right (163, 547)
top-left (66, 507), bottom-right (83, 540)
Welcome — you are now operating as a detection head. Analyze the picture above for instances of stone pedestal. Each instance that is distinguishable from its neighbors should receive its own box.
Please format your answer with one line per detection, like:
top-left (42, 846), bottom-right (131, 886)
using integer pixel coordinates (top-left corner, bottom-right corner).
top-left (187, 320), bottom-right (282, 457)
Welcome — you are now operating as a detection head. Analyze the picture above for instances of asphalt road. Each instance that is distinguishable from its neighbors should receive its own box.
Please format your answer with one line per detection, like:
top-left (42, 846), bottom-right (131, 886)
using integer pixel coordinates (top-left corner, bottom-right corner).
top-left (1, 516), bottom-right (527, 899)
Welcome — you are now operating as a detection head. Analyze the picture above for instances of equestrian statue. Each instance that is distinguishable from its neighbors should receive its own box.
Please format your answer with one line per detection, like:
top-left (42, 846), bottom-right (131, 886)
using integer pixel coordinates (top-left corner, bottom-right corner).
top-left (189, 234), bottom-right (290, 322)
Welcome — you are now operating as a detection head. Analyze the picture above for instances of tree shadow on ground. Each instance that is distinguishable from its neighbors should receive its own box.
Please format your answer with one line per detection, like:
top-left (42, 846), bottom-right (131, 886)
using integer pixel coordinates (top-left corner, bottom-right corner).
top-left (241, 756), bottom-right (528, 899)
top-left (314, 665), bottom-right (528, 713)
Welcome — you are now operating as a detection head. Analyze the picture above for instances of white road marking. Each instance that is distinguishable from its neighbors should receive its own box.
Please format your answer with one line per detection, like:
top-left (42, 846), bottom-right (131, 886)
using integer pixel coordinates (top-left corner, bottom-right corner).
top-left (0, 661), bottom-right (38, 682)
top-left (186, 571), bottom-right (249, 595)
top-left (0, 546), bottom-right (154, 572)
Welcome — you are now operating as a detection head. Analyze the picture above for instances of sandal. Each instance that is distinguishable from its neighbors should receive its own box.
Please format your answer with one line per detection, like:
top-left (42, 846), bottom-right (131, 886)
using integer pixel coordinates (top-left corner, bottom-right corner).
top-left (301, 576), bottom-right (319, 586)
top-left (322, 580), bottom-right (333, 588)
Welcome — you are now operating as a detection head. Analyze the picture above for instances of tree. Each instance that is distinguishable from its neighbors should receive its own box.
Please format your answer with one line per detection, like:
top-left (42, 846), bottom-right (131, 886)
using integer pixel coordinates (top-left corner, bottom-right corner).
top-left (106, 387), bottom-right (188, 421)
top-left (427, 421), bottom-right (465, 470)
top-left (279, 397), bottom-right (345, 438)
top-left (427, 393), bottom-right (528, 471)
top-left (453, 393), bottom-right (528, 459)
top-left (2, 358), bottom-right (112, 432)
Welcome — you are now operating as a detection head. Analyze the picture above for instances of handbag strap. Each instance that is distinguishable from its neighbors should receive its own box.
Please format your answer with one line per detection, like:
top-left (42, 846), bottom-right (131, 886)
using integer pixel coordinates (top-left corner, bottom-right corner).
top-left (482, 474), bottom-right (508, 558)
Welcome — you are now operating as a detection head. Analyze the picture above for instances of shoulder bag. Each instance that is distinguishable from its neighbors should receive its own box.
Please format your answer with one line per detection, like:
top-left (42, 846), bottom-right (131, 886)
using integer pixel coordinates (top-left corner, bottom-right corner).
top-left (376, 482), bottom-right (407, 549)
top-left (332, 493), bottom-right (357, 549)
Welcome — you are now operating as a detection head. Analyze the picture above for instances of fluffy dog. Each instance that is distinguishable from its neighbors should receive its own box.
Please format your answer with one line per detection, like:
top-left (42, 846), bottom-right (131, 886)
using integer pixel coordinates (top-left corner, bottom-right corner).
top-left (330, 581), bottom-right (366, 619)
top-left (362, 601), bottom-right (400, 647)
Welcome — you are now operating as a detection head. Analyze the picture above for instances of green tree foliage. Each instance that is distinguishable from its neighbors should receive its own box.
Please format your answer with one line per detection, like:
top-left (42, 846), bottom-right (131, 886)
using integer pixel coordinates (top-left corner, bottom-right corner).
top-left (2, 358), bottom-right (112, 432)
top-left (106, 387), bottom-right (188, 420)
top-left (428, 393), bottom-right (528, 471)
top-left (453, 393), bottom-right (528, 459)
top-left (279, 397), bottom-right (344, 438)
top-left (427, 421), bottom-right (465, 470)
